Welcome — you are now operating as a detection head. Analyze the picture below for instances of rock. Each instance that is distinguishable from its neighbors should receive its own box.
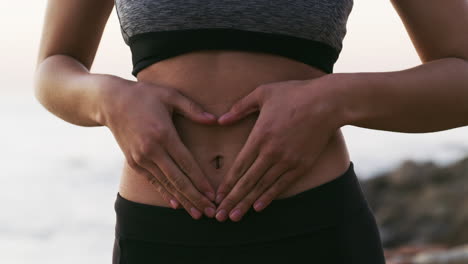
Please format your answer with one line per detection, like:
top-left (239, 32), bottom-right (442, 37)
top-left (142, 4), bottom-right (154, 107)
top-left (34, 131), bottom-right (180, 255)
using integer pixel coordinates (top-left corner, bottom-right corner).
top-left (361, 156), bottom-right (468, 248)
top-left (384, 244), bottom-right (447, 264)
top-left (412, 244), bottom-right (468, 264)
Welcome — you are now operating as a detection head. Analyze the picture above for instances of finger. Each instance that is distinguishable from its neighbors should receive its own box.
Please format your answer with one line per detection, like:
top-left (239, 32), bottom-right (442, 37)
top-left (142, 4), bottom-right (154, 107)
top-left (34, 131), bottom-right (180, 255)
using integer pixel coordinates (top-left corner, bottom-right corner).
top-left (138, 157), bottom-right (207, 219)
top-left (166, 89), bottom-right (217, 124)
top-left (253, 169), bottom-right (303, 212)
top-left (129, 160), bottom-right (181, 209)
top-left (217, 86), bottom-right (264, 125)
top-left (214, 131), bottom-right (263, 205)
top-left (164, 130), bottom-right (216, 202)
top-left (226, 162), bottom-right (290, 221)
top-left (152, 150), bottom-right (217, 218)
top-left (215, 156), bottom-right (274, 222)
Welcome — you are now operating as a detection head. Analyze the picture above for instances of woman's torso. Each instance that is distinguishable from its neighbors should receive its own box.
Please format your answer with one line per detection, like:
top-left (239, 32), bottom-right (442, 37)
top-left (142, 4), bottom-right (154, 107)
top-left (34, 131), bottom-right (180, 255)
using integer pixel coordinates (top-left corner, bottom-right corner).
top-left (118, 50), bottom-right (351, 207)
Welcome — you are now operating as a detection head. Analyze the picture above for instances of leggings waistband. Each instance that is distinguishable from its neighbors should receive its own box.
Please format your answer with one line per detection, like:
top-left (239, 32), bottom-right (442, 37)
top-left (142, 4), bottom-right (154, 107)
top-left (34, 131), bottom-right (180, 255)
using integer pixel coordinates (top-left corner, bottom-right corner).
top-left (114, 161), bottom-right (370, 246)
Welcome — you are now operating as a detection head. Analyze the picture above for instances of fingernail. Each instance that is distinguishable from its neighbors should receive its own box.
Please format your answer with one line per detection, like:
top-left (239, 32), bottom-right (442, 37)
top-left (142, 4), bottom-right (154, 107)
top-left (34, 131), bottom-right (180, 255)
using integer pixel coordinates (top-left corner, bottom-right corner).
top-left (203, 112), bottom-right (216, 120)
top-left (215, 193), bottom-right (224, 204)
top-left (253, 201), bottom-right (265, 211)
top-left (204, 207), bottom-right (216, 218)
top-left (218, 113), bottom-right (232, 123)
top-left (191, 207), bottom-right (202, 219)
top-left (170, 199), bottom-right (179, 209)
top-left (230, 208), bottom-right (242, 221)
top-left (215, 209), bottom-right (227, 221)
top-left (205, 192), bottom-right (215, 201)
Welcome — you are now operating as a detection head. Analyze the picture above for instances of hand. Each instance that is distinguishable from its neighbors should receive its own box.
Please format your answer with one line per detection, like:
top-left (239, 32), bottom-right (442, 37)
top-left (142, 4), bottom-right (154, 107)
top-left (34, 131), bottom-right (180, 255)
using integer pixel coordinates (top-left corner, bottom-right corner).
top-left (213, 76), bottom-right (344, 222)
top-left (99, 78), bottom-right (218, 219)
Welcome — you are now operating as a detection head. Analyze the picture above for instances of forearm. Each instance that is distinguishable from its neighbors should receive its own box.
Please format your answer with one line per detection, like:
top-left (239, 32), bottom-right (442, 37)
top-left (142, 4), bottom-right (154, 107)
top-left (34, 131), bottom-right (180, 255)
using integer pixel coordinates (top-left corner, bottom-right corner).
top-left (34, 54), bottom-right (130, 127)
top-left (332, 57), bottom-right (468, 133)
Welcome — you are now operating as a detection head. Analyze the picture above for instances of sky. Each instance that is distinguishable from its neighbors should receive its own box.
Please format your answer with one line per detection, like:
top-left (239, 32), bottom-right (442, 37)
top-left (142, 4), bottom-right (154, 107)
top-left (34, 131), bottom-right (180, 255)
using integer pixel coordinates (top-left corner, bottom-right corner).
top-left (1, 0), bottom-right (468, 182)
top-left (1, 1), bottom-right (467, 178)
top-left (1, 0), bottom-right (422, 95)
top-left (1, 1), bottom-right (467, 263)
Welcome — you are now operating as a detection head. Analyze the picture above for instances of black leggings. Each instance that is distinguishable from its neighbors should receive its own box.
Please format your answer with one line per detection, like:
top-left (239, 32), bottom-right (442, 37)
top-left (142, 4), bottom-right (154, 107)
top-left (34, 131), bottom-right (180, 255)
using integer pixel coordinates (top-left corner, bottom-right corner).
top-left (112, 161), bottom-right (386, 264)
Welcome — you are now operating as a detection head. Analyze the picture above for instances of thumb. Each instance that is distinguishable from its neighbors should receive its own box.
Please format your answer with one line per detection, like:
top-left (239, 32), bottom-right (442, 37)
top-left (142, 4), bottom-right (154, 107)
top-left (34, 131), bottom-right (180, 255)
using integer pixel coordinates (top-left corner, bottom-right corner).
top-left (168, 90), bottom-right (217, 124)
top-left (218, 87), bottom-right (263, 125)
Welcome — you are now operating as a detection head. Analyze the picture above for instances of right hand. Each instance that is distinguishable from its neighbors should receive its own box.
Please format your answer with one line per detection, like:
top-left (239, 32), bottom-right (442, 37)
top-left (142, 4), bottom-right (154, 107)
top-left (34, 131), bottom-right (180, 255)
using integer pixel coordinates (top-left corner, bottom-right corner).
top-left (99, 77), bottom-right (218, 219)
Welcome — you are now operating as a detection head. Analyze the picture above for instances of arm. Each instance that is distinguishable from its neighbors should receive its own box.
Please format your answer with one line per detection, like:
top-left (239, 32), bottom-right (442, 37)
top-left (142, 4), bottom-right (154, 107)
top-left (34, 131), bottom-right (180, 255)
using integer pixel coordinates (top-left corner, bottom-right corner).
top-left (34, 0), bottom-right (219, 218)
top-left (34, 0), bottom-right (125, 127)
top-left (330, 0), bottom-right (468, 133)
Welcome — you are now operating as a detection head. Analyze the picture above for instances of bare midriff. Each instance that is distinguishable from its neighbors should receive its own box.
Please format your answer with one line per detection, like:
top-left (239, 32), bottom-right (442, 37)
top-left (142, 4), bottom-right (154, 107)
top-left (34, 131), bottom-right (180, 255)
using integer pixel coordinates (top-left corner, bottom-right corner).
top-left (118, 50), bottom-right (351, 207)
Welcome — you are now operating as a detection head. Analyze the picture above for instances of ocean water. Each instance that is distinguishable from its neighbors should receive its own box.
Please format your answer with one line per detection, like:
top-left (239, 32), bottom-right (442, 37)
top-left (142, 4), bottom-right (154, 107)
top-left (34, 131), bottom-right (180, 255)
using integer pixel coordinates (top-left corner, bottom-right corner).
top-left (1, 92), bottom-right (467, 263)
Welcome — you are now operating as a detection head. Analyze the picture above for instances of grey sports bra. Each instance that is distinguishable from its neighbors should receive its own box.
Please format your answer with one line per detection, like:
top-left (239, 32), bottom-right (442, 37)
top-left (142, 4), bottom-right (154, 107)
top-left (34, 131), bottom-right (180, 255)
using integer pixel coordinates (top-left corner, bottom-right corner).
top-left (114, 0), bottom-right (354, 77)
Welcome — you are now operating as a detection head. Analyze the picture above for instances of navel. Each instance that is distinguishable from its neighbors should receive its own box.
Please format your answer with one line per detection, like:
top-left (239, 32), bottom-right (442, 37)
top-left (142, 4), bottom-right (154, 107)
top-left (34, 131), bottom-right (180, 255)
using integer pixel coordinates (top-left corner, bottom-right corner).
top-left (211, 155), bottom-right (224, 169)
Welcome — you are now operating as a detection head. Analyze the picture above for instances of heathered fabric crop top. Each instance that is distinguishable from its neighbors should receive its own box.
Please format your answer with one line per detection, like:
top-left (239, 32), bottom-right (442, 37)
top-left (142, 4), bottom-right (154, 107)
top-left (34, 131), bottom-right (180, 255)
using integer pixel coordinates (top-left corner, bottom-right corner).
top-left (114, 0), bottom-right (354, 77)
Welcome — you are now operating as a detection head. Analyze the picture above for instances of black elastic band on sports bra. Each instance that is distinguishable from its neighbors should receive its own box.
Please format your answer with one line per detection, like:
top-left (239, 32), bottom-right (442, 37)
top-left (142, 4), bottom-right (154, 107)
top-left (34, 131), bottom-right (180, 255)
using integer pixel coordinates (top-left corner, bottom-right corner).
top-left (128, 28), bottom-right (339, 77)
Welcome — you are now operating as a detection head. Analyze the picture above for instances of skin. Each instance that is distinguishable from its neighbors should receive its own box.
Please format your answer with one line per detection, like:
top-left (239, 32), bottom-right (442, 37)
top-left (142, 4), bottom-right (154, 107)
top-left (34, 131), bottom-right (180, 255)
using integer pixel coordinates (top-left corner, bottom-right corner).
top-left (213, 0), bottom-right (468, 221)
top-left (120, 51), bottom-right (351, 220)
top-left (34, 0), bottom-right (351, 221)
top-left (34, 0), bottom-right (468, 224)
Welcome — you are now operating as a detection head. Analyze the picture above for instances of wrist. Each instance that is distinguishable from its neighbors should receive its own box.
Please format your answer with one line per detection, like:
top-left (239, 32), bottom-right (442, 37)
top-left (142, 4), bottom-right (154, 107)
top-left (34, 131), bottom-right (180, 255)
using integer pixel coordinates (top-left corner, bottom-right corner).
top-left (94, 74), bottom-right (136, 127)
top-left (319, 72), bottom-right (363, 128)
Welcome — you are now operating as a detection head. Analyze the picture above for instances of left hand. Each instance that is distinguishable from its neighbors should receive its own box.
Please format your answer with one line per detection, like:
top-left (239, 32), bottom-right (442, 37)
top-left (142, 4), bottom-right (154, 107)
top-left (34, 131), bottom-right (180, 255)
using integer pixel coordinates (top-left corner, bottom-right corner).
top-left (213, 75), bottom-right (344, 222)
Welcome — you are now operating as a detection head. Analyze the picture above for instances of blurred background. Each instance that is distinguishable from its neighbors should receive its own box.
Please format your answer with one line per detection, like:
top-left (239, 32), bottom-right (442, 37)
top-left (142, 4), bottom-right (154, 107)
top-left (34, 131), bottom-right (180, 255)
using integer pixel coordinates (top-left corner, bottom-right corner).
top-left (1, 1), bottom-right (467, 263)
